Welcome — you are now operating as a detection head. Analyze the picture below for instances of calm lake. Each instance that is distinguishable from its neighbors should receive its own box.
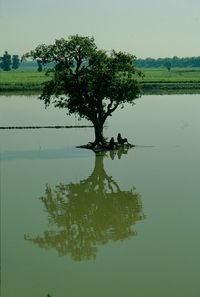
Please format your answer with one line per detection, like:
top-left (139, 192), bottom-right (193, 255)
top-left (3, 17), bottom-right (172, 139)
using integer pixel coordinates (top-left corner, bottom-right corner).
top-left (0, 94), bottom-right (200, 297)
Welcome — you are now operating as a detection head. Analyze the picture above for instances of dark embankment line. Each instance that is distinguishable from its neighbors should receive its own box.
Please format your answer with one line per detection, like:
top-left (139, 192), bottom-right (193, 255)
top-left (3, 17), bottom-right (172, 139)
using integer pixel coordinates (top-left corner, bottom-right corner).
top-left (141, 82), bottom-right (200, 95)
top-left (1, 83), bottom-right (200, 96)
top-left (0, 125), bottom-right (93, 130)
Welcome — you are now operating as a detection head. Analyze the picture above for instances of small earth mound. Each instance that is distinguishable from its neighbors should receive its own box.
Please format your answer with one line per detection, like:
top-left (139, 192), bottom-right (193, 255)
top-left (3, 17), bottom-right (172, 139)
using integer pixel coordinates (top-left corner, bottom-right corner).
top-left (77, 142), bottom-right (135, 152)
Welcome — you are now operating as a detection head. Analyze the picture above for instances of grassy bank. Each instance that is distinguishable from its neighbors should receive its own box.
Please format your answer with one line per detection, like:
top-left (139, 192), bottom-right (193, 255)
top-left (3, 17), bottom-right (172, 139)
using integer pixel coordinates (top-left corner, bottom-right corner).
top-left (140, 67), bottom-right (200, 93)
top-left (0, 67), bottom-right (200, 93)
top-left (0, 69), bottom-right (50, 91)
top-left (140, 67), bottom-right (200, 82)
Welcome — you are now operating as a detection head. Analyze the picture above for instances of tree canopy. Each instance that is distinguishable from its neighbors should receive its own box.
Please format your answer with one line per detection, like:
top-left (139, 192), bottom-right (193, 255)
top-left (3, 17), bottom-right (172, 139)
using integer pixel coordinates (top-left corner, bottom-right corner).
top-left (0, 52), bottom-right (20, 70)
top-left (0, 51), bottom-right (11, 71)
top-left (24, 35), bottom-right (142, 145)
top-left (12, 54), bottom-right (20, 69)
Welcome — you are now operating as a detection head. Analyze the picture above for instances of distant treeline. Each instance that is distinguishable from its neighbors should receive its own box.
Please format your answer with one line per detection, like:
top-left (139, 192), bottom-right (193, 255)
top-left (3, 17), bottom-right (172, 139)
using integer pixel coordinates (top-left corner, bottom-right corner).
top-left (0, 50), bottom-right (54, 71)
top-left (1, 50), bottom-right (200, 71)
top-left (135, 56), bottom-right (200, 68)
top-left (16, 56), bottom-right (200, 69)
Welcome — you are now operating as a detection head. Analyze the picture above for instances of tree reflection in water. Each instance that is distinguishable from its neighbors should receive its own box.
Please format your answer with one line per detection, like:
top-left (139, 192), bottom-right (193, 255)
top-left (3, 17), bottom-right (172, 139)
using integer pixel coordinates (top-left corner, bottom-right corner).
top-left (25, 150), bottom-right (144, 261)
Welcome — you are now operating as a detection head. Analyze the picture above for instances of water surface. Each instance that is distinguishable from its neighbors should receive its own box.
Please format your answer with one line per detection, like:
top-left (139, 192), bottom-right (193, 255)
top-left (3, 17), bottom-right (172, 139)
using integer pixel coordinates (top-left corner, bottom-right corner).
top-left (0, 94), bottom-right (200, 297)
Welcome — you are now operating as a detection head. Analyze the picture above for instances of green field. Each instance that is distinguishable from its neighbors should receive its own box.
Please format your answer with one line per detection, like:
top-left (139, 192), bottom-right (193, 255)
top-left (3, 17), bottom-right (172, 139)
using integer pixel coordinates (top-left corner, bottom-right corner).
top-left (140, 68), bottom-right (200, 93)
top-left (0, 69), bottom-right (50, 91)
top-left (140, 67), bottom-right (200, 82)
top-left (0, 67), bottom-right (200, 93)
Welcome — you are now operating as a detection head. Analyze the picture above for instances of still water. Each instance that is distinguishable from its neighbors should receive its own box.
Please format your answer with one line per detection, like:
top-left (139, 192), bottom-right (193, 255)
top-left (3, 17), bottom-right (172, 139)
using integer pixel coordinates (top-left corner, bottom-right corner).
top-left (0, 94), bottom-right (200, 297)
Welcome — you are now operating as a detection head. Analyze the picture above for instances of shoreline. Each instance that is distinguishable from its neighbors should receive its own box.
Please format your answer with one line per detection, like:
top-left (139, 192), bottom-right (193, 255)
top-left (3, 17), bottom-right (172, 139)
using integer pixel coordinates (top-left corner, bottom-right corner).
top-left (1, 82), bottom-right (200, 95)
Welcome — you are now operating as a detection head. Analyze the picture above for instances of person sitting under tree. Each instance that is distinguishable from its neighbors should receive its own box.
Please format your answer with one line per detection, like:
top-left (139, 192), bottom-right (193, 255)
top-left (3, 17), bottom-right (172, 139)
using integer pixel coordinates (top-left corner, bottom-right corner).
top-left (108, 137), bottom-right (115, 149)
top-left (117, 133), bottom-right (129, 145)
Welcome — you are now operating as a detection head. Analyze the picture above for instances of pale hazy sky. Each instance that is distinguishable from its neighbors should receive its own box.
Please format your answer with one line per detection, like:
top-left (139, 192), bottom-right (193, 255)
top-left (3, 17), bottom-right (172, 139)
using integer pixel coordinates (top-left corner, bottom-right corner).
top-left (0, 0), bottom-right (200, 58)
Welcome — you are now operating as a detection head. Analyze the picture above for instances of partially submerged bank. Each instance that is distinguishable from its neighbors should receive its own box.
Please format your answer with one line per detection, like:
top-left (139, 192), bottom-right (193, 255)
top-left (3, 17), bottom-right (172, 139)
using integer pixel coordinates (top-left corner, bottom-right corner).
top-left (141, 82), bottom-right (200, 94)
top-left (1, 82), bottom-right (200, 94)
top-left (0, 84), bottom-right (44, 92)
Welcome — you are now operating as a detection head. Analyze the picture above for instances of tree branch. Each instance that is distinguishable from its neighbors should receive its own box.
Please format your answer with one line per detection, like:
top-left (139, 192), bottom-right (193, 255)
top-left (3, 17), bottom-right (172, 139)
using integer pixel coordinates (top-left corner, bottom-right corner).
top-left (103, 99), bottom-right (119, 120)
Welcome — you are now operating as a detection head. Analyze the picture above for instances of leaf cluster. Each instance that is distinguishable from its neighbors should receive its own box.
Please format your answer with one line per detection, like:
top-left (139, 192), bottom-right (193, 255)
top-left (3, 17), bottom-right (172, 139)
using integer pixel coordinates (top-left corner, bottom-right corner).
top-left (24, 35), bottom-right (142, 122)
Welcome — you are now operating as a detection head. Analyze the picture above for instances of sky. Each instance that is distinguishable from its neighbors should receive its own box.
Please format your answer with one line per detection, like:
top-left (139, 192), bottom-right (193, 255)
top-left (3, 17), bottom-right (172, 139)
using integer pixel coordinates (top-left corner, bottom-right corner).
top-left (0, 0), bottom-right (200, 58)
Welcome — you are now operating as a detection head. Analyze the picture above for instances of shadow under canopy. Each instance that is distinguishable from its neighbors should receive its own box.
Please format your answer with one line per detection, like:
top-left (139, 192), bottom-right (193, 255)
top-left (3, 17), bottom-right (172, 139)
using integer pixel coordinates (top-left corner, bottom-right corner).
top-left (25, 150), bottom-right (144, 261)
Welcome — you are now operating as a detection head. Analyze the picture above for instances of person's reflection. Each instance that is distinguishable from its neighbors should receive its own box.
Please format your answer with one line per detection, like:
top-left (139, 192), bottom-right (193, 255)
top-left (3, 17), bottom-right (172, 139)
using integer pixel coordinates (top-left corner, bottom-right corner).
top-left (25, 151), bottom-right (144, 261)
top-left (109, 147), bottom-right (129, 160)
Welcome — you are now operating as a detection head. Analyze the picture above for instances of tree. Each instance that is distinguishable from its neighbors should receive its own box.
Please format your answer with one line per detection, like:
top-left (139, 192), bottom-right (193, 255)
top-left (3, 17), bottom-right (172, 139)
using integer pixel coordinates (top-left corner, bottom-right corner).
top-left (24, 35), bottom-right (142, 145)
top-left (0, 51), bottom-right (11, 71)
top-left (12, 55), bottom-right (20, 69)
top-left (36, 59), bottom-right (43, 72)
top-left (164, 60), bottom-right (172, 71)
top-left (25, 151), bottom-right (144, 261)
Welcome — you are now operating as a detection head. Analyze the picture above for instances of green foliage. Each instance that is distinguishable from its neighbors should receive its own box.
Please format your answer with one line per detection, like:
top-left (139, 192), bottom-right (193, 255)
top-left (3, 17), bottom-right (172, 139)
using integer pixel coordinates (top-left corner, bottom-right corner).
top-left (136, 56), bottom-right (200, 68)
top-left (164, 60), bottom-right (172, 71)
top-left (0, 51), bottom-right (12, 71)
top-left (37, 59), bottom-right (43, 72)
top-left (12, 55), bottom-right (20, 69)
top-left (24, 35), bottom-right (142, 144)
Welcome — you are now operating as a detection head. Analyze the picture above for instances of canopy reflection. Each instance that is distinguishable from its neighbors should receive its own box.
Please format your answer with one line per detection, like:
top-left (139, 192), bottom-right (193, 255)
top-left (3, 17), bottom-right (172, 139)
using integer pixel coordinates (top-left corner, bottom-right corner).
top-left (25, 150), bottom-right (144, 261)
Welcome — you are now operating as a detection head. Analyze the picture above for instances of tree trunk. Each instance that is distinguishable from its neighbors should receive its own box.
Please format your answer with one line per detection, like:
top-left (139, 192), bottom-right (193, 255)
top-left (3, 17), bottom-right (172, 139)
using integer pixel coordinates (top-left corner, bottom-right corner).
top-left (93, 121), bottom-right (105, 145)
